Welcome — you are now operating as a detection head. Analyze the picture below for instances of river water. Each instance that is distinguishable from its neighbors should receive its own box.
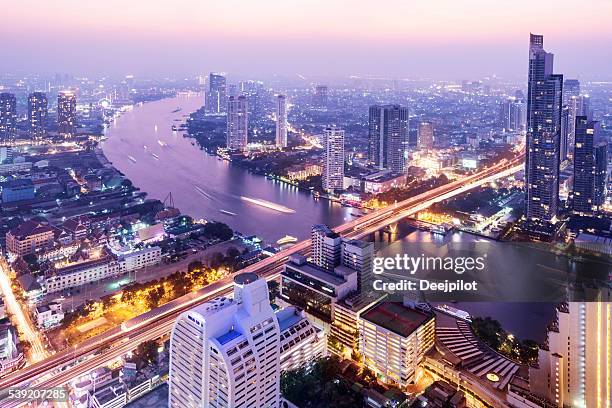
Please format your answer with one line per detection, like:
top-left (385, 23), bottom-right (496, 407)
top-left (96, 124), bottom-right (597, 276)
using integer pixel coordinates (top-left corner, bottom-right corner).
top-left (102, 95), bottom-right (557, 341)
top-left (102, 94), bottom-right (351, 243)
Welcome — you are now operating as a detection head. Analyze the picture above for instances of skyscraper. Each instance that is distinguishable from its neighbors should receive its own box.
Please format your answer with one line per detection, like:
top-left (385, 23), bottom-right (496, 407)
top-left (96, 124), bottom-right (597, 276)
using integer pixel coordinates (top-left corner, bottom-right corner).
top-left (563, 79), bottom-right (580, 105)
top-left (560, 105), bottom-right (570, 162)
top-left (169, 273), bottom-right (280, 408)
top-left (525, 34), bottom-right (563, 223)
top-left (275, 95), bottom-right (287, 148)
top-left (206, 73), bottom-right (227, 114)
top-left (530, 301), bottom-right (612, 408)
top-left (417, 121), bottom-right (434, 150)
top-left (368, 105), bottom-right (409, 173)
top-left (572, 117), bottom-right (608, 214)
top-left (28, 92), bottom-right (48, 137)
top-left (0, 93), bottom-right (17, 138)
top-left (57, 90), bottom-right (77, 137)
top-left (341, 239), bottom-right (374, 292)
top-left (226, 95), bottom-right (248, 151)
top-left (322, 125), bottom-right (344, 192)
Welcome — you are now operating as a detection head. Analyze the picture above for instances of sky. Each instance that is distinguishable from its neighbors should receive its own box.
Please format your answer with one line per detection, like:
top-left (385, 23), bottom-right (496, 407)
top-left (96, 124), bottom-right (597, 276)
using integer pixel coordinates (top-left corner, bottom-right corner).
top-left (2, 0), bottom-right (612, 80)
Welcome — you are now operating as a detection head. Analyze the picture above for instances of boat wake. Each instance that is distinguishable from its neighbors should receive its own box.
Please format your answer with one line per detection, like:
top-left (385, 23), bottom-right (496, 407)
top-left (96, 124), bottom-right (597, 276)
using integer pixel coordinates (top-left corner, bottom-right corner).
top-left (240, 196), bottom-right (295, 213)
top-left (194, 185), bottom-right (214, 200)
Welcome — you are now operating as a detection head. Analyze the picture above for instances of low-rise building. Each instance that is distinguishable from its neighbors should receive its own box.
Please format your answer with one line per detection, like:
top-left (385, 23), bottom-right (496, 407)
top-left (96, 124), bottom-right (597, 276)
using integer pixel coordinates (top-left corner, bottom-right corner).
top-left (0, 179), bottom-right (35, 203)
top-left (35, 301), bottom-right (64, 329)
top-left (6, 220), bottom-right (55, 257)
top-left (277, 306), bottom-right (326, 371)
top-left (0, 319), bottom-right (24, 376)
top-left (362, 171), bottom-right (408, 194)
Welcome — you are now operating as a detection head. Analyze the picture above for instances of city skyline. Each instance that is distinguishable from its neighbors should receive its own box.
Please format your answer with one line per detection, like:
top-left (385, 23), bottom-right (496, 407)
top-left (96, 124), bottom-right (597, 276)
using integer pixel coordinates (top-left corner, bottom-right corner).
top-left (2, 1), bottom-right (612, 80)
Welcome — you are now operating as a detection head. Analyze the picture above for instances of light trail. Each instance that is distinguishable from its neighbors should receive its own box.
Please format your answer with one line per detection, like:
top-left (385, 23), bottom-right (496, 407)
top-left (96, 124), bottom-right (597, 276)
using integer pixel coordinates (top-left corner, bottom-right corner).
top-left (240, 196), bottom-right (296, 213)
top-left (0, 262), bottom-right (49, 363)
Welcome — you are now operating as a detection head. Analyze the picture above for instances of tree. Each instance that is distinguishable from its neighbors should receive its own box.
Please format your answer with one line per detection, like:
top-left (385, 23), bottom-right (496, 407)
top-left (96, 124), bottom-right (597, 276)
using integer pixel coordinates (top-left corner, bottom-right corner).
top-left (132, 340), bottom-right (158, 368)
top-left (267, 281), bottom-right (280, 303)
top-left (188, 260), bottom-right (203, 273)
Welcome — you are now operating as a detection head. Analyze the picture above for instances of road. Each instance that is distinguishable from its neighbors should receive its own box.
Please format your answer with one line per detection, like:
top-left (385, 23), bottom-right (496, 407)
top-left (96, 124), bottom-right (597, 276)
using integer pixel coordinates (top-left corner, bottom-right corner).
top-left (0, 259), bottom-right (49, 363)
top-left (0, 154), bottom-right (524, 405)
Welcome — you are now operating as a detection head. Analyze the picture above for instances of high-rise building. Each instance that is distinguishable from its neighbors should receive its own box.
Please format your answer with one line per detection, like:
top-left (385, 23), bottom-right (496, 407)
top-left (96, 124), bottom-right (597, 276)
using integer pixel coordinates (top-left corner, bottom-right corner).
top-left (314, 85), bottom-right (328, 108)
top-left (169, 273), bottom-right (280, 408)
top-left (417, 121), bottom-right (434, 150)
top-left (368, 105), bottom-right (409, 173)
top-left (311, 224), bottom-right (342, 271)
top-left (28, 92), bottom-right (48, 137)
top-left (341, 239), bottom-right (374, 292)
top-left (563, 79), bottom-right (580, 106)
top-left (226, 95), bottom-right (248, 151)
top-left (572, 117), bottom-right (608, 214)
top-left (57, 90), bottom-right (77, 137)
top-left (322, 126), bottom-right (344, 192)
top-left (525, 34), bottom-right (563, 223)
top-left (530, 301), bottom-right (612, 408)
top-left (0, 93), bottom-right (17, 138)
top-left (360, 301), bottom-right (435, 387)
top-left (499, 97), bottom-right (527, 133)
top-left (275, 95), bottom-right (287, 148)
top-left (560, 105), bottom-right (570, 162)
top-left (206, 73), bottom-right (227, 114)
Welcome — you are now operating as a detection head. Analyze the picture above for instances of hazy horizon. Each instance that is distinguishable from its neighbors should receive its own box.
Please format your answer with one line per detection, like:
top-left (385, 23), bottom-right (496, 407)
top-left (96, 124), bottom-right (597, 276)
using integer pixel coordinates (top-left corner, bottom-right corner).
top-left (2, 0), bottom-right (612, 81)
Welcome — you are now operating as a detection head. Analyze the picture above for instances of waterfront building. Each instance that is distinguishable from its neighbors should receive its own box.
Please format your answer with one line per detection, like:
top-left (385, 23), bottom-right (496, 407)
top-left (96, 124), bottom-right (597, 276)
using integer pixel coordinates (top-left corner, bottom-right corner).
top-left (530, 301), bottom-right (612, 408)
top-left (285, 163), bottom-right (322, 181)
top-left (206, 73), bottom-right (227, 114)
top-left (6, 220), bottom-right (55, 257)
top-left (275, 95), bottom-right (287, 148)
top-left (226, 95), bottom-right (248, 151)
top-left (360, 301), bottom-right (435, 387)
top-left (322, 125), bottom-right (344, 192)
top-left (57, 90), bottom-right (77, 137)
top-left (0, 93), bottom-right (17, 138)
top-left (572, 117), bottom-right (608, 214)
top-left (314, 85), bottom-right (328, 108)
top-left (169, 273), bottom-right (321, 408)
top-left (525, 34), bottom-right (563, 224)
top-left (417, 121), bottom-right (434, 150)
top-left (28, 92), bottom-right (48, 137)
top-left (368, 105), bottom-right (409, 174)
top-left (311, 224), bottom-right (341, 271)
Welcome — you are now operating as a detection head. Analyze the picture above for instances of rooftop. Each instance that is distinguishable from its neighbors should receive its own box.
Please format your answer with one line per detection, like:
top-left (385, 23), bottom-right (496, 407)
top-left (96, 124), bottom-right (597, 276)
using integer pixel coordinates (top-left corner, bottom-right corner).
top-left (361, 302), bottom-right (433, 338)
top-left (216, 329), bottom-right (242, 345)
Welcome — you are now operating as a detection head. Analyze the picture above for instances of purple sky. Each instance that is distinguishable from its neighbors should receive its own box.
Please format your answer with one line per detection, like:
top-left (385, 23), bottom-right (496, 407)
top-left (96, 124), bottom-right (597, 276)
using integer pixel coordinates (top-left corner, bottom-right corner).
top-left (2, 0), bottom-right (612, 80)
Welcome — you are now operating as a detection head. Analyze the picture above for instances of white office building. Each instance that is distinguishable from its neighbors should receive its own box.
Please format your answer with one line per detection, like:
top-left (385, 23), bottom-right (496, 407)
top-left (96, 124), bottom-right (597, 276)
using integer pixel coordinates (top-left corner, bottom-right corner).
top-left (170, 273), bottom-right (323, 408)
top-left (322, 126), bottom-right (344, 192)
top-left (227, 95), bottom-right (248, 151)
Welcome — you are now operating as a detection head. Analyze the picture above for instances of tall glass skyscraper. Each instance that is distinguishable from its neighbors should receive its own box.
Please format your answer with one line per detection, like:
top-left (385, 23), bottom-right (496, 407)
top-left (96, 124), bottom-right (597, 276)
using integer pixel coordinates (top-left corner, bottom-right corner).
top-left (226, 95), bottom-right (248, 151)
top-left (368, 105), bottom-right (409, 174)
top-left (322, 126), bottom-right (345, 192)
top-left (573, 117), bottom-right (608, 214)
top-left (525, 34), bottom-right (563, 223)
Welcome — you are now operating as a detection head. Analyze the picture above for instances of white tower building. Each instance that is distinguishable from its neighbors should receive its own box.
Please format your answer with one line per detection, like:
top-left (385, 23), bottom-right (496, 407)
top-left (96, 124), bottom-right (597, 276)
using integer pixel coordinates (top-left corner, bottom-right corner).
top-left (226, 95), bottom-right (248, 151)
top-left (322, 125), bottom-right (344, 192)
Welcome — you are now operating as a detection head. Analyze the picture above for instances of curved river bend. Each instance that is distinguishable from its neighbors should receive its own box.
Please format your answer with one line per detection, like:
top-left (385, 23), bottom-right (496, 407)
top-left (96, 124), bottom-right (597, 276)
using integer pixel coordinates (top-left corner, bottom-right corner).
top-left (102, 94), bottom-right (351, 243)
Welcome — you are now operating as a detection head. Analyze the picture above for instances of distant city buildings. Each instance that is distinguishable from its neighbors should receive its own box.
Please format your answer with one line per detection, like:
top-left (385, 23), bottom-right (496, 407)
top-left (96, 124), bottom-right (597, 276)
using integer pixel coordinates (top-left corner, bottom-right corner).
top-left (368, 105), bottom-right (409, 174)
top-left (525, 34), bottom-right (563, 224)
top-left (57, 90), bottom-right (77, 137)
top-left (499, 97), bottom-right (526, 133)
top-left (417, 121), bottom-right (434, 150)
top-left (0, 93), bottom-right (17, 138)
top-left (169, 273), bottom-right (324, 408)
top-left (28, 92), bottom-right (48, 137)
top-left (206, 72), bottom-right (227, 114)
top-left (314, 85), bottom-right (328, 108)
top-left (572, 117), bottom-right (608, 215)
top-left (530, 301), bottom-right (612, 408)
top-left (226, 95), bottom-right (248, 151)
top-left (322, 126), bottom-right (344, 192)
top-left (275, 95), bottom-right (287, 148)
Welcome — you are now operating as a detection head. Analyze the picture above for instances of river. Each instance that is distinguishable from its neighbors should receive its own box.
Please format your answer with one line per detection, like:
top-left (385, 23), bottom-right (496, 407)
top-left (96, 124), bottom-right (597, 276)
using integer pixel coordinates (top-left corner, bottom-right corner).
top-left (102, 94), bottom-right (351, 243)
top-left (102, 95), bottom-right (557, 342)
